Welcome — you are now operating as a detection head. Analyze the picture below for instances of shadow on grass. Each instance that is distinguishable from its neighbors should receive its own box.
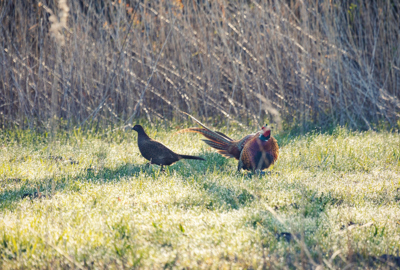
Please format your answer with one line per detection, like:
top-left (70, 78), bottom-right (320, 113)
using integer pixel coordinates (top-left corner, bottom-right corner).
top-left (0, 125), bottom-right (370, 212)
top-left (2, 152), bottom-right (399, 269)
top-left (0, 151), bottom-right (218, 210)
top-left (0, 151), bottom-right (261, 212)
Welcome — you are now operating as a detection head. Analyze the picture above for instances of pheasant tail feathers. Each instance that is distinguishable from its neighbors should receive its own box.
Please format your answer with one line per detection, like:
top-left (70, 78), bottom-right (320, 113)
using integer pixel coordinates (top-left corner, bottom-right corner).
top-left (178, 113), bottom-right (236, 158)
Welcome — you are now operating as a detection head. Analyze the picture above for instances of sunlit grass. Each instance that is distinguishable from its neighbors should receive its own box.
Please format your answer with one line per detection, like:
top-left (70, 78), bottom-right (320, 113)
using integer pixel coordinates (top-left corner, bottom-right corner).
top-left (0, 125), bottom-right (399, 269)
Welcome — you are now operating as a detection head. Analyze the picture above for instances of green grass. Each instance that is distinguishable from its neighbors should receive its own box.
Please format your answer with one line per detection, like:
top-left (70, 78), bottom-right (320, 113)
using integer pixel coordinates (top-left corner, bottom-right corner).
top-left (0, 125), bottom-right (399, 269)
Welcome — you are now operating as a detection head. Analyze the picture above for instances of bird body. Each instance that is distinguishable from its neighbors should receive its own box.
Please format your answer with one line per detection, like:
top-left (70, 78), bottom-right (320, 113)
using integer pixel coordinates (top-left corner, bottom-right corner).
top-left (133, 125), bottom-right (204, 170)
top-left (238, 127), bottom-right (279, 172)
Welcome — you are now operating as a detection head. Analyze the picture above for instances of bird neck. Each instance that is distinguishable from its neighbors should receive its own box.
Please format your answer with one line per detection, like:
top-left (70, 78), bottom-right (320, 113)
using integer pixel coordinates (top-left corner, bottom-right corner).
top-left (259, 133), bottom-right (270, 141)
top-left (137, 129), bottom-right (150, 140)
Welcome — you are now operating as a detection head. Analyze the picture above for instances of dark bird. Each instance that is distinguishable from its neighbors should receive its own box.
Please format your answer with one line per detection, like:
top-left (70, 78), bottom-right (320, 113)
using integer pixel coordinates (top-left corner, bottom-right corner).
top-left (238, 125), bottom-right (279, 172)
top-left (132, 124), bottom-right (204, 171)
top-left (177, 114), bottom-right (258, 160)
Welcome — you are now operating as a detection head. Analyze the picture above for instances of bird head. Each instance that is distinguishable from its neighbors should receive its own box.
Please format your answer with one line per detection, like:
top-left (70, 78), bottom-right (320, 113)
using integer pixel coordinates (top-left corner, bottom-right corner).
top-left (259, 124), bottom-right (271, 141)
top-left (132, 124), bottom-right (144, 132)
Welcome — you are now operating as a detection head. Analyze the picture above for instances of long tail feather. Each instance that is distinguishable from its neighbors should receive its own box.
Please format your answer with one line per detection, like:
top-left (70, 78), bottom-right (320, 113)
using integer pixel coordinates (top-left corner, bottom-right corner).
top-left (179, 154), bottom-right (205, 161)
top-left (181, 112), bottom-right (211, 130)
top-left (216, 150), bottom-right (236, 158)
top-left (176, 127), bottom-right (206, 135)
top-left (215, 131), bottom-right (233, 141)
top-left (180, 112), bottom-right (233, 142)
top-left (178, 128), bottom-right (232, 144)
top-left (202, 140), bottom-right (227, 150)
top-left (178, 113), bottom-right (237, 158)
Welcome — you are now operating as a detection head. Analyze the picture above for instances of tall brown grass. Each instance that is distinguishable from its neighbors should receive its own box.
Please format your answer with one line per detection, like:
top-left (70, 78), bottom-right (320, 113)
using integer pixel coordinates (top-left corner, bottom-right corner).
top-left (0, 0), bottom-right (399, 130)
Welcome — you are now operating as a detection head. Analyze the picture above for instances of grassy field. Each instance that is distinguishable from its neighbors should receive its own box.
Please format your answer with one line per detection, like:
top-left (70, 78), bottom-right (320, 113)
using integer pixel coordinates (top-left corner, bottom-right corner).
top-left (0, 124), bottom-right (399, 269)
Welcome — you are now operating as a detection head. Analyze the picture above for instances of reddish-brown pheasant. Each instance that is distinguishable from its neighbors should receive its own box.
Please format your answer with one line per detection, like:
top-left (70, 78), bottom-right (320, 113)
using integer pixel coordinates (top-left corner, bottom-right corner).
top-left (177, 114), bottom-right (258, 160)
top-left (133, 125), bottom-right (204, 171)
top-left (177, 114), bottom-right (279, 172)
top-left (238, 126), bottom-right (279, 172)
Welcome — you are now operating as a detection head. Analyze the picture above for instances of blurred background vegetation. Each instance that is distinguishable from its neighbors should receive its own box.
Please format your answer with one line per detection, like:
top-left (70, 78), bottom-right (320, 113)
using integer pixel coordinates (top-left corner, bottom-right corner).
top-left (0, 0), bottom-right (399, 131)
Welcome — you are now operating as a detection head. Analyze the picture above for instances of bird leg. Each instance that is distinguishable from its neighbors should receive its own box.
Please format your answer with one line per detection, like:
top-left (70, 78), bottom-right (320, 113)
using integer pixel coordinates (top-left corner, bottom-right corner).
top-left (254, 170), bottom-right (266, 176)
top-left (160, 165), bottom-right (165, 172)
top-left (237, 160), bottom-right (243, 172)
top-left (145, 159), bottom-right (153, 168)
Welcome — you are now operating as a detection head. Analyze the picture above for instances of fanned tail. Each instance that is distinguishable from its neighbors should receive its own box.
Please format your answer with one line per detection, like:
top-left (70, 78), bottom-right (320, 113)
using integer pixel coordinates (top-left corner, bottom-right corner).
top-left (178, 127), bottom-right (233, 150)
top-left (215, 131), bottom-right (233, 141)
top-left (202, 139), bottom-right (227, 150)
top-left (178, 112), bottom-right (237, 158)
top-left (177, 127), bottom-right (231, 142)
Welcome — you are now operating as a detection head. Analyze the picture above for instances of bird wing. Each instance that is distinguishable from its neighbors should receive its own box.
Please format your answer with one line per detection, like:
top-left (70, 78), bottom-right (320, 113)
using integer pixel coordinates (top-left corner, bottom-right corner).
top-left (237, 133), bottom-right (258, 152)
top-left (140, 139), bottom-right (176, 162)
top-left (151, 140), bottom-right (176, 158)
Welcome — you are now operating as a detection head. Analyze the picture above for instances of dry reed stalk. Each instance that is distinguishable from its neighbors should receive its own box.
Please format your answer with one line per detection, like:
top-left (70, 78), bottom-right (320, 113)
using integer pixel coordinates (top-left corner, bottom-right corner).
top-left (39, 0), bottom-right (69, 135)
top-left (0, 0), bottom-right (399, 130)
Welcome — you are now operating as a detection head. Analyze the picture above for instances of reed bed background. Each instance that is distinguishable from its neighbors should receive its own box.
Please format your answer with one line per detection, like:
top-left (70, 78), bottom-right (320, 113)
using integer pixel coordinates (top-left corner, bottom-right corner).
top-left (1, 0), bottom-right (399, 130)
